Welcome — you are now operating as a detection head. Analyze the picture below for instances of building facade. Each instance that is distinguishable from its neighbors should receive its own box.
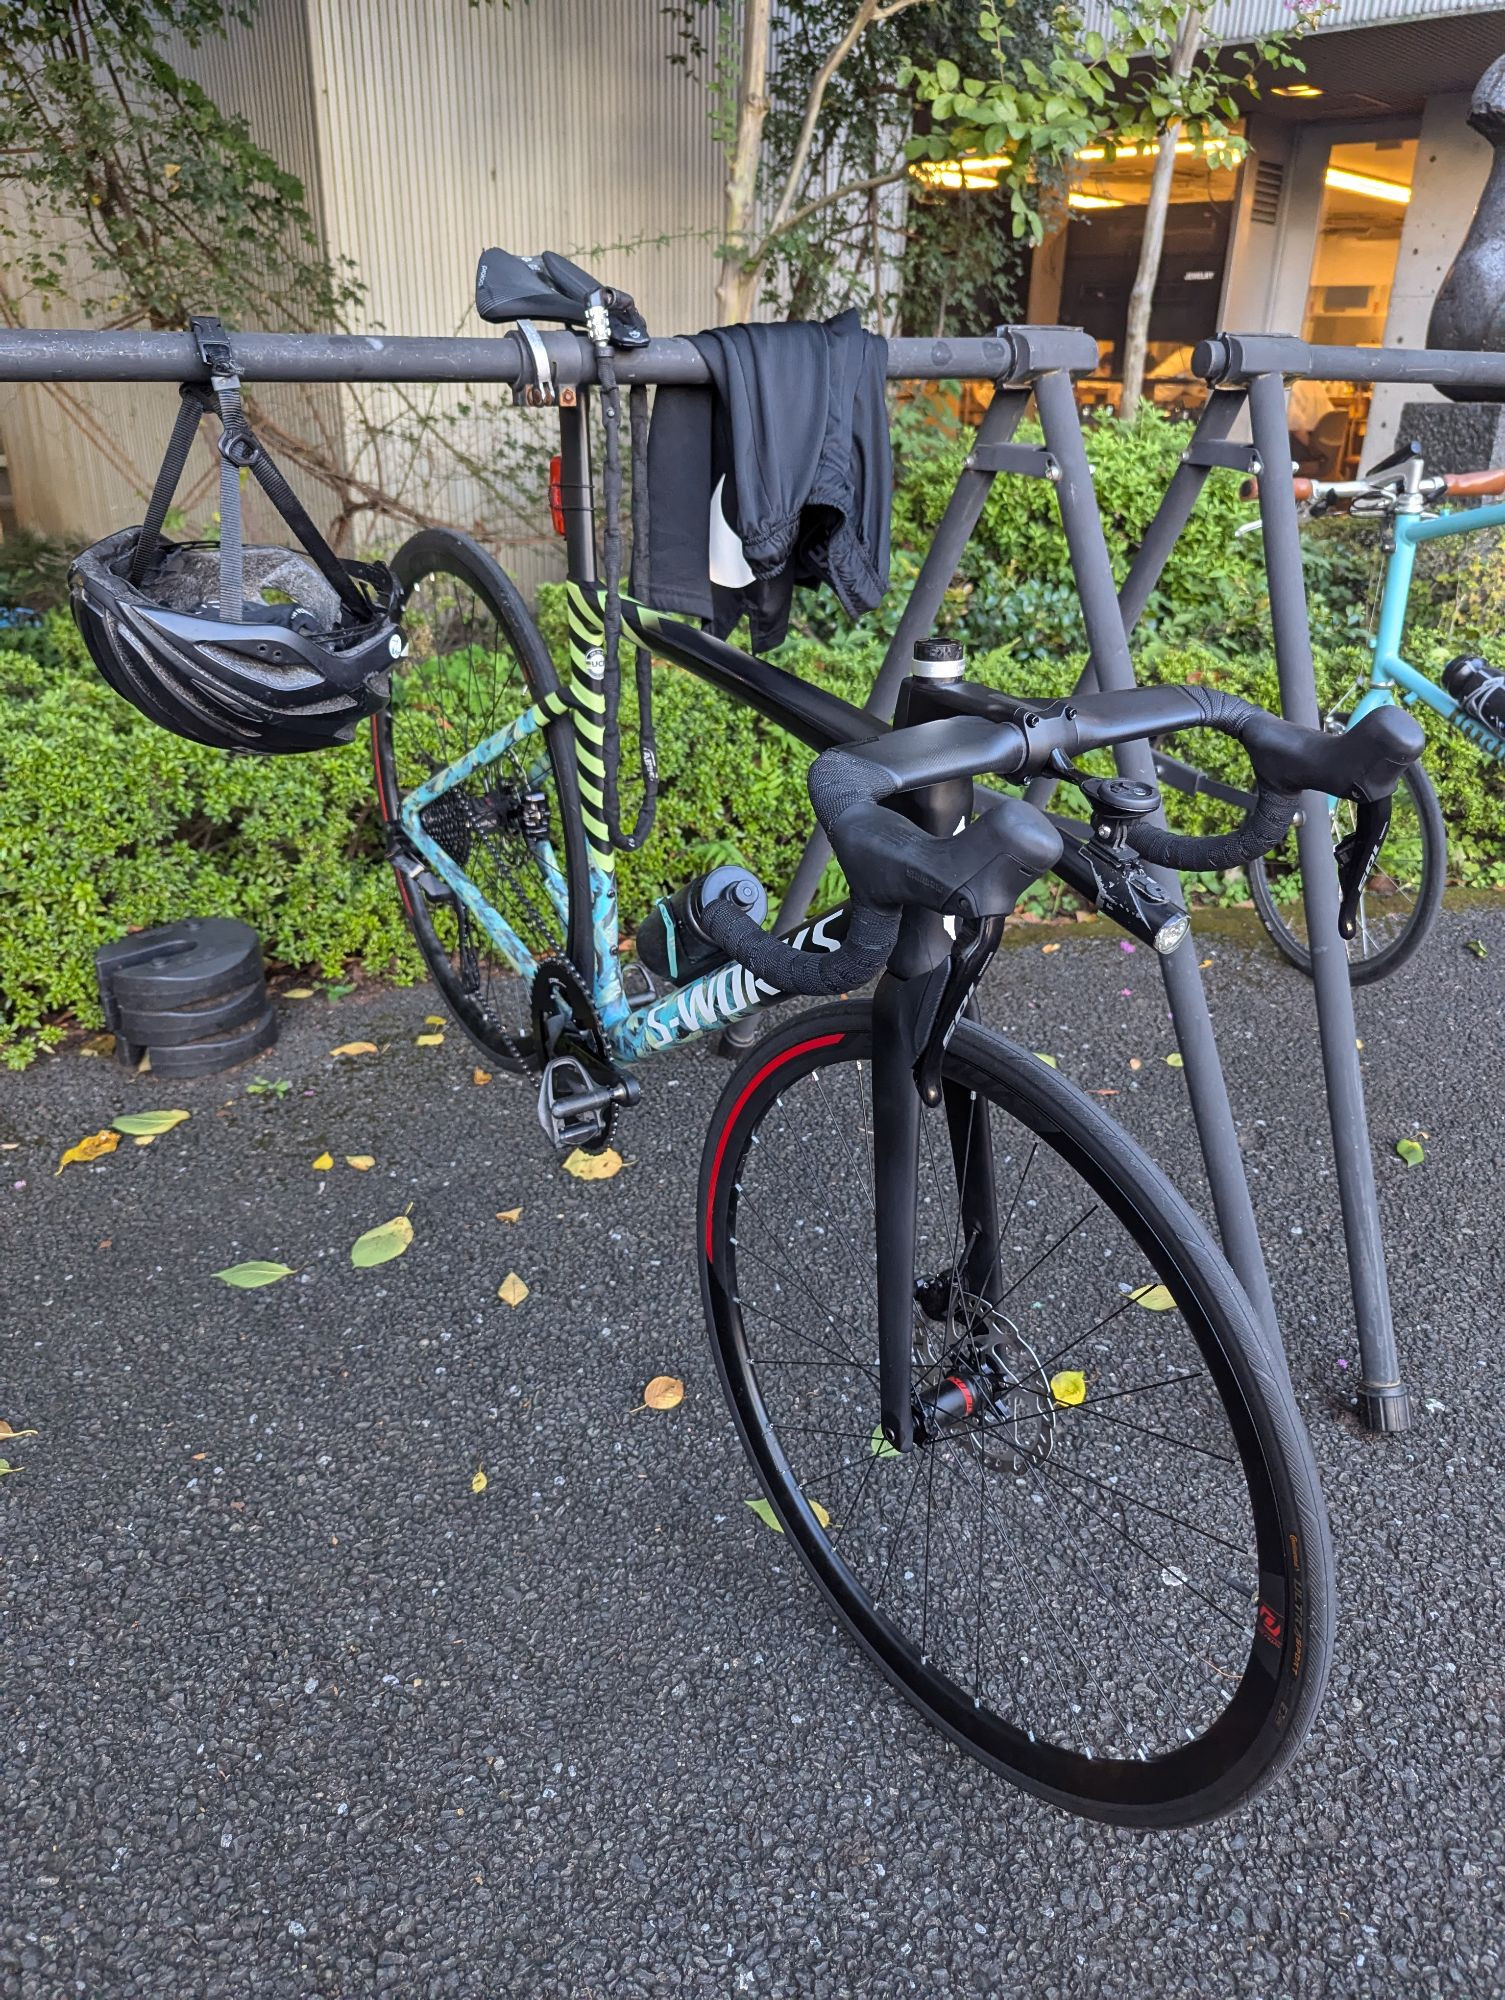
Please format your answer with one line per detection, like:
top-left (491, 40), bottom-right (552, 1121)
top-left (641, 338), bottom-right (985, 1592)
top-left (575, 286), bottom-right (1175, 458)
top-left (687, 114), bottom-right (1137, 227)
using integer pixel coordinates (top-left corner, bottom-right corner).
top-left (1, 0), bottom-right (1501, 565)
top-left (1033, 0), bottom-right (1505, 467)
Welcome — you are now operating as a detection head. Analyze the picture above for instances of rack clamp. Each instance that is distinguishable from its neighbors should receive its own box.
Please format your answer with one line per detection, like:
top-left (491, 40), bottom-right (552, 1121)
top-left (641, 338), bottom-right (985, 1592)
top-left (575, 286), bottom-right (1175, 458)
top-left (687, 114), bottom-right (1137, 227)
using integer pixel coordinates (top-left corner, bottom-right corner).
top-left (1180, 438), bottom-right (1262, 476)
top-left (190, 312), bottom-right (239, 391)
top-left (511, 319), bottom-right (557, 407)
top-left (966, 441), bottom-right (1060, 482)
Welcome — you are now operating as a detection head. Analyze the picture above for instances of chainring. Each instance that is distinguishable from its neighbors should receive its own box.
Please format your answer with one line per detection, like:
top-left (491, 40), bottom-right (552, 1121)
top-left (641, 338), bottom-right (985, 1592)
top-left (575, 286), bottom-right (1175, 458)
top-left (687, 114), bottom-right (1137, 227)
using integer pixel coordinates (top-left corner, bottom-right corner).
top-left (530, 956), bottom-right (618, 1153)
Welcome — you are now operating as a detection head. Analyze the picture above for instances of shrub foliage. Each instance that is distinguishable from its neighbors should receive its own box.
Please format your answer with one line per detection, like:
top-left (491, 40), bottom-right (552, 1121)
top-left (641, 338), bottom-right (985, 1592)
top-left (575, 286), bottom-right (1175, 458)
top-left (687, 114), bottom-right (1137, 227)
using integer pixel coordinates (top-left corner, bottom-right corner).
top-left (2, 407), bottom-right (1500, 1064)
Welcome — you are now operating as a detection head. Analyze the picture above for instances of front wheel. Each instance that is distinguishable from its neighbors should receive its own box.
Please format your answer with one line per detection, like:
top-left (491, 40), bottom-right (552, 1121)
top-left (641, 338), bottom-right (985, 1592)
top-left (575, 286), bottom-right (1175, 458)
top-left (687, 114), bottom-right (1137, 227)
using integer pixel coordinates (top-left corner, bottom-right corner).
top-left (699, 1004), bottom-right (1334, 1826)
top-left (1246, 756), bottom-right (1446, 985)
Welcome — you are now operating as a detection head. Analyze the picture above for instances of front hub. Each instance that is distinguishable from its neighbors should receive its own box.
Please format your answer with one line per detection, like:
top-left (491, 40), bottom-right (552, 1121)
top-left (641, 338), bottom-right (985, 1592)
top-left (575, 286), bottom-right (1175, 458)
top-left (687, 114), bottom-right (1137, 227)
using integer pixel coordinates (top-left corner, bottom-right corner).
top-left (915, 1297), bottom-right (1057, 1473)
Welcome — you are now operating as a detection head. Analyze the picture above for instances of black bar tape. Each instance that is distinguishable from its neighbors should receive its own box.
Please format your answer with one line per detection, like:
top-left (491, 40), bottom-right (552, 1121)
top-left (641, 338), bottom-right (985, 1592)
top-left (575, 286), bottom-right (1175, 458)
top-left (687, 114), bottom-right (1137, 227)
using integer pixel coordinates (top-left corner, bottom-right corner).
top-left (1129, 782), bottom-right (1299, 871)
top-left (696, 894), bottom-right (900, 997)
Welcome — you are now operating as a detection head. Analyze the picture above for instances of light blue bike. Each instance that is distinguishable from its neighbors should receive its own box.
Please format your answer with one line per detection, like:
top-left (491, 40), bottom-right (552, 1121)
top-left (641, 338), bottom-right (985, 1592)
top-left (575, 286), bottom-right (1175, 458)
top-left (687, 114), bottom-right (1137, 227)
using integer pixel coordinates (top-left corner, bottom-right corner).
top-left (1169, 443), bottom-right (1505, 984)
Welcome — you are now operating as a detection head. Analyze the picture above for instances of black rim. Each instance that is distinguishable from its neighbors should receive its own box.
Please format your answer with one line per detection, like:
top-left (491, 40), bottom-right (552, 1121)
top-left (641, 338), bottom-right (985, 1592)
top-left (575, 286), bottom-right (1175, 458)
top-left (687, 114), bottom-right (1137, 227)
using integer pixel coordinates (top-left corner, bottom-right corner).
top-left (703, 1020), bottom-right (1304, 1823)
top-left (373, 532), bottom-right (589, 1069)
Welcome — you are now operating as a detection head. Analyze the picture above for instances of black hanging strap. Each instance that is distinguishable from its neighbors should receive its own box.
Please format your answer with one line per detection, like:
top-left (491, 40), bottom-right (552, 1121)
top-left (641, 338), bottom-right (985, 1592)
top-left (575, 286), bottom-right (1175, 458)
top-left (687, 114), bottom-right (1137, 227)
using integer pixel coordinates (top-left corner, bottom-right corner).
top-left (129, 313), bottom-right (375, 626)
top-left (596, 349), bottom-right (659, 852)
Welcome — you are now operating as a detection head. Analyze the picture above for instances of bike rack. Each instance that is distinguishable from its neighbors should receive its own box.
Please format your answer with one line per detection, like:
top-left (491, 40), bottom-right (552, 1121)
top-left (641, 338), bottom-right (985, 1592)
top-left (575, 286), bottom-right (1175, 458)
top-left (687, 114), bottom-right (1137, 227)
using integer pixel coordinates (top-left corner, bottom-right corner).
top-left (6, 319), bottom-right (1503, 1433)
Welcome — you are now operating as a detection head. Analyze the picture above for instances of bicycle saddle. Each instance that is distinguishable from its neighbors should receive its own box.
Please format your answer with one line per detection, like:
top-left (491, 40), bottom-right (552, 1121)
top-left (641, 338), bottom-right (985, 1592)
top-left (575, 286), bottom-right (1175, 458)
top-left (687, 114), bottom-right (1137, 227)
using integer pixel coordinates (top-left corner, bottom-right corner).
top-left (475, 248), bottom-right (649, 346)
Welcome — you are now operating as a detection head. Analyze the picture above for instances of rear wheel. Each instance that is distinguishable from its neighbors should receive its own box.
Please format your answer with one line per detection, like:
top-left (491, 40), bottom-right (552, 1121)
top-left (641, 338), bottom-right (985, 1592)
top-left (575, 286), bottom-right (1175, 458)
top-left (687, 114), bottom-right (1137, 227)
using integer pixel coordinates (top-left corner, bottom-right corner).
top-left (373, 529), bottom-right (591, 1070)
top-left (1246, 753), bottom-right (1445, 985)
top-left (700, 1004), bottom-right (1335, 1826)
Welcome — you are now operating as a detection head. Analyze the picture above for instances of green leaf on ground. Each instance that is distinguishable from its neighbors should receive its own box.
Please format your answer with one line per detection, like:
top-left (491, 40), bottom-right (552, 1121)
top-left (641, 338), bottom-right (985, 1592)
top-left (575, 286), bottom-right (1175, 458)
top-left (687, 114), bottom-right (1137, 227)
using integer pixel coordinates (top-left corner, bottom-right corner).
top-left (1395, 1137), bottom-right (1425, 1167)
top-left (351, 1214), bottom-right (414, 1268)
top-left (870, 1424), bottom-right (900, 1460)
top-left (112, 1110), bottom-right (190, 1137)
top-left (214, 1260), bottom-right (294, 1289)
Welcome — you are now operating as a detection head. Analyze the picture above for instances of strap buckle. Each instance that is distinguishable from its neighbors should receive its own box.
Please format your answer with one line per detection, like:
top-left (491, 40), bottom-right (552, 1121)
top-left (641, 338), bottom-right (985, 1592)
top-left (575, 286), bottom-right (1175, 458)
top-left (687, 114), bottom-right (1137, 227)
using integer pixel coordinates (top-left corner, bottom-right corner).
top-left (190, 311), bottom-right (239, 390)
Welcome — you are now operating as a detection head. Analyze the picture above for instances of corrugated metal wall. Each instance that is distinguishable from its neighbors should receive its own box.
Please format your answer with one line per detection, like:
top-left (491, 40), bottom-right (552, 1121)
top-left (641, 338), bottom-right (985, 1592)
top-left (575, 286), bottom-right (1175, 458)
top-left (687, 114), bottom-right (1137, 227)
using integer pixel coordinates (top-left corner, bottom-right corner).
top-left (0, 0), bottom-right (722, 578)
top-left (0, 0), bottom-right (340, 545)
top-left (302, 0), bottom-right (722, 584)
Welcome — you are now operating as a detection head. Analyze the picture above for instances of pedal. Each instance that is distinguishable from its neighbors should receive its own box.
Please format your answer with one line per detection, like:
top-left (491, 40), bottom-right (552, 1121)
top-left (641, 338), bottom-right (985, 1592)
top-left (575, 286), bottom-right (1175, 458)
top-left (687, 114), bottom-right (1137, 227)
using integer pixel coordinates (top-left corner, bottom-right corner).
top-left (620, 959), bottom-right (657, 1006)
top-left (536, 1055), bottom-right (640, 1152)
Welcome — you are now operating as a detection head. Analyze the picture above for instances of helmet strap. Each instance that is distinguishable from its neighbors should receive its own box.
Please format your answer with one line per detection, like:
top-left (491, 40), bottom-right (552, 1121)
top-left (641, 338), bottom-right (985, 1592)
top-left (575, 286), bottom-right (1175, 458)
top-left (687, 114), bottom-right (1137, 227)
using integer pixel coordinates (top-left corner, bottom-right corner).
top-left (131, 314), bottom-right (377, 627)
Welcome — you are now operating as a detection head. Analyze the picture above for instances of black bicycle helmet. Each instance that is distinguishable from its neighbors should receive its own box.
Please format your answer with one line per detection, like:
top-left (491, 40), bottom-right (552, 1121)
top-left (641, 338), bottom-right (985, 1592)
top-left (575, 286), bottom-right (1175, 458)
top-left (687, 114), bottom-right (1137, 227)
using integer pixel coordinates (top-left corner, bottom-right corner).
top-left (70, 315), bottom-right (402, 755)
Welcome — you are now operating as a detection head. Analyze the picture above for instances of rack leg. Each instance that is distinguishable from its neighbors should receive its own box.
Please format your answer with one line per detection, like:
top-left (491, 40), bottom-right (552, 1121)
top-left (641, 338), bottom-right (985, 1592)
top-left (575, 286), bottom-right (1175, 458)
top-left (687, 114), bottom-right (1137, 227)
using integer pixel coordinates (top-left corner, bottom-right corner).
top-left (1248, 369), bottom-right (1411, 1433)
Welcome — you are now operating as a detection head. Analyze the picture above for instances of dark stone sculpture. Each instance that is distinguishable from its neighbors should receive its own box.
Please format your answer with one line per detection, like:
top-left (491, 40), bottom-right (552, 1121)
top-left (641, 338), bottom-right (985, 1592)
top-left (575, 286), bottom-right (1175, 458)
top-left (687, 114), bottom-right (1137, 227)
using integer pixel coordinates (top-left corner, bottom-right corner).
top-left (1428, 52), bottom-right (1505, 401)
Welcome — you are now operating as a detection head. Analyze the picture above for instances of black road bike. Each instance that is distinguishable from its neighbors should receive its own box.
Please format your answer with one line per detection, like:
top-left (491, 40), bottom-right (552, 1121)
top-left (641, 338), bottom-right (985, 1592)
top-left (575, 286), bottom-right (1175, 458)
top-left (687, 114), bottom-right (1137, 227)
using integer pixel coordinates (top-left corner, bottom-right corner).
top-left (375, 251), bottom-right (1426, 1824)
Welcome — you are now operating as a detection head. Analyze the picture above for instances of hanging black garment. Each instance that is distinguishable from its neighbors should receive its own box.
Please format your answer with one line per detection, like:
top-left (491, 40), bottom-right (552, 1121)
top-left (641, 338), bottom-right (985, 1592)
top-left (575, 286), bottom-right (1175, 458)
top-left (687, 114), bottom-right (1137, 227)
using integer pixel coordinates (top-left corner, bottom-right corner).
top-left (644, 309), bottom-right (891, 650)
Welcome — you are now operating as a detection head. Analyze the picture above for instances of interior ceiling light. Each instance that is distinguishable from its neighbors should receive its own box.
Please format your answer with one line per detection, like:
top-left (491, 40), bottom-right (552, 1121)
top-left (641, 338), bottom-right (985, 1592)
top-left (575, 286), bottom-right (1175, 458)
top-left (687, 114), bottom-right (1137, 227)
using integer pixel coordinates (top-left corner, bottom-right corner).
top-left (1273, 83), bottom-right (1324, 97)
top-left (1068, 192), bottom-right (1125, 209)
top-left (908, 153), bottom-right (1011, 190)
top-left (1324, 165), bottom-right (1410, 205)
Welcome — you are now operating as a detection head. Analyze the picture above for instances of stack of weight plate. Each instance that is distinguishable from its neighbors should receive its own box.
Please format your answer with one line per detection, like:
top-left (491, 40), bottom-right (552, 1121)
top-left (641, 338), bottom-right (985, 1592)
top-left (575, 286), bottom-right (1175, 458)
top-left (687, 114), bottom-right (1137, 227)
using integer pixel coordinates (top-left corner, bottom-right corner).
top-left (95, 917), bottom-right (277, 1076)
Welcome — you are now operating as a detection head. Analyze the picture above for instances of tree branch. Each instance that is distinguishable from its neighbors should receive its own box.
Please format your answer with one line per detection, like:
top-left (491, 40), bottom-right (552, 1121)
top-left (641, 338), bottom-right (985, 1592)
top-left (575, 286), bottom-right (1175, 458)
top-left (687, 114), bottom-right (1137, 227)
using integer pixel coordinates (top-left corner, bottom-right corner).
top-left (754, 167), bottom-right (909, 260)
top-left (765, 0), bottom-right (933, 239)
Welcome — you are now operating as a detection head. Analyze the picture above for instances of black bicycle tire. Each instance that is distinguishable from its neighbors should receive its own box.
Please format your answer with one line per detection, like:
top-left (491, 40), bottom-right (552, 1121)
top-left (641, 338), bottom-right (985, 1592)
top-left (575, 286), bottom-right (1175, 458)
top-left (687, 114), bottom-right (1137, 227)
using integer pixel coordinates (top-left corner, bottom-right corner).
top-left (699, 1002), bottom-right (1336, 1827)
top-left (372, 528), bottom-right (592, 1070)
top-left (1245, 760), bottom-right (1446, 986)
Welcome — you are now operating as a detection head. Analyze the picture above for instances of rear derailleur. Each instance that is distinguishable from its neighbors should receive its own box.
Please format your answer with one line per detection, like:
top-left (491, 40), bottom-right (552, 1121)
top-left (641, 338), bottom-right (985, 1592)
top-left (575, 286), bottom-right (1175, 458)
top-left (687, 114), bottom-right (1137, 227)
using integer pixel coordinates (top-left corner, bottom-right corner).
top-left (530, 957), bottom-right (639, 1153)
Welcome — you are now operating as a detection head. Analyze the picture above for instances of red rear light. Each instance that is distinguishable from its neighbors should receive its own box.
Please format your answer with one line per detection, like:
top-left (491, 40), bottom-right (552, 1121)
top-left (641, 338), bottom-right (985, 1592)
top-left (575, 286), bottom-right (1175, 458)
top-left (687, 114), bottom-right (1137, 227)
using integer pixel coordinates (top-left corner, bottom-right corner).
top-left (548, 454), bottom-right (566, 536)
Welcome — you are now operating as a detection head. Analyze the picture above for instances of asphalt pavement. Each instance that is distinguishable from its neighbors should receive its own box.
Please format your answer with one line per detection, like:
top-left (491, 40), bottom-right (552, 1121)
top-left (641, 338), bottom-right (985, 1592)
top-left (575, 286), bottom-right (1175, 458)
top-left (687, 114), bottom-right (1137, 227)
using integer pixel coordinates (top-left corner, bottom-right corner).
top-left (2, 906), bottom-right (1503, 2000)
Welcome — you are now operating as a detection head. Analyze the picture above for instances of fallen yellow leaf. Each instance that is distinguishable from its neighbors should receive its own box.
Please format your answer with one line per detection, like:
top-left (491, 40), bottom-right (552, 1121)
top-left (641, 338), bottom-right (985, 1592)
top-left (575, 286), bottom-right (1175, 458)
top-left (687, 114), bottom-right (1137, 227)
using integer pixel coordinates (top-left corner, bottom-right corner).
top-left (133, 1135), bottom-right (155, 1147)
top-left (563, 1147), bottom-right (623, 1181)
top-left (471, 1467), bottom-right (488, 1495)
top-left (312, 1151), bottom-right (334, 1171)
top-left (415, 1033), bottom-right (445, 1047)
top-left (331, 1041), bottom-right (377, 1058)
top-left (1131, 1282), bottom-right (1177, 1312)
top-left (1165, 1052), bottom-right (1184, 1069)
top-left (57, 1129), bottom-right (120, 1174)
top-left (424, 1015), bottom-right (446, 1026)
top-left (496, 1207), bottom-right (522, 1224)
top-left (285, 986), bottom-right (316, 1000)
top-left (643, 1375), bottom-right (684, 1411)
top-left (1042, 941), bottom-right (1062, 955)
top-left (345, 1155), bottom-right (375, 1171)
top-left (1033, 1053), bottom-right (1057, 1068)
top-left (473, 1069), bottom-right (493, 1086)
top-left (497, 1271), bottom-right (530, 1306)
top-left (1051, 1369), bottom-right (1087, 1407)
top-left (0, 1420), bottom-right (37, 1441)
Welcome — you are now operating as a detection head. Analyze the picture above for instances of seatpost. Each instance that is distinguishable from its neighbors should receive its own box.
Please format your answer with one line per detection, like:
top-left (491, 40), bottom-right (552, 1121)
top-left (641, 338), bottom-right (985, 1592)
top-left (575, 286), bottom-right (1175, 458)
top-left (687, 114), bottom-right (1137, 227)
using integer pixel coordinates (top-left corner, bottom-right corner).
top-left (555, 395), bottom-right (596, 583)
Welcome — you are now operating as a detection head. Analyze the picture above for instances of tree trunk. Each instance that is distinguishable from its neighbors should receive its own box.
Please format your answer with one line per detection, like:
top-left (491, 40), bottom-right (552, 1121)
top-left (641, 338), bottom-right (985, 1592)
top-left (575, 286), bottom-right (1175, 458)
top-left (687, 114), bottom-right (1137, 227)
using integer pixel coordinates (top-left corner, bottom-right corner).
top-left (1119, 11), bottom-right (1202, 425)
top-left (716, 0), bottom-right (774, 324)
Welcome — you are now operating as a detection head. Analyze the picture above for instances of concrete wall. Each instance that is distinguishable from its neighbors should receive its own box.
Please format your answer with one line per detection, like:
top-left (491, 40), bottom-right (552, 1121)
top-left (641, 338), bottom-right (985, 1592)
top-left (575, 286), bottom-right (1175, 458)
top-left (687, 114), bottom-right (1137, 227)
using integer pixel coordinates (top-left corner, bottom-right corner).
top-left (1365, 93), bottom-right (1494, 458)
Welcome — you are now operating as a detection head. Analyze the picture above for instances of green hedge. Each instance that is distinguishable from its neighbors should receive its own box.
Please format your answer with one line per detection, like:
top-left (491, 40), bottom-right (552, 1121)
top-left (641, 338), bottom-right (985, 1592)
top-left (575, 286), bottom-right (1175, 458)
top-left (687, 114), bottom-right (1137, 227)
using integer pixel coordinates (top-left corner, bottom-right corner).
top-left (3, 404), bottom-right (1501, 1065)
top-left (0, 615), bottom-right (422, 1065)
